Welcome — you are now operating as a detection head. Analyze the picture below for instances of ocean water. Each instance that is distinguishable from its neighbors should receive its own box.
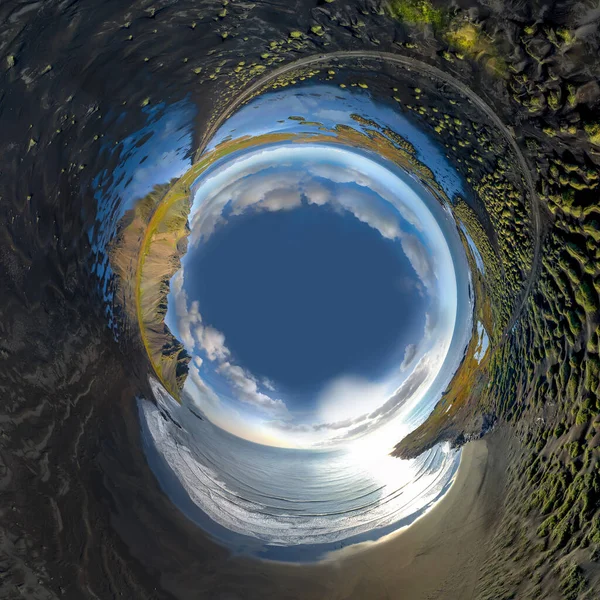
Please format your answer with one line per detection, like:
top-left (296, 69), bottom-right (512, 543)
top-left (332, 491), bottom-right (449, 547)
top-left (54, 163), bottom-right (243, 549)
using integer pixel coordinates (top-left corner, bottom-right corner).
top-left (139, 379), bottom-right (460, 562)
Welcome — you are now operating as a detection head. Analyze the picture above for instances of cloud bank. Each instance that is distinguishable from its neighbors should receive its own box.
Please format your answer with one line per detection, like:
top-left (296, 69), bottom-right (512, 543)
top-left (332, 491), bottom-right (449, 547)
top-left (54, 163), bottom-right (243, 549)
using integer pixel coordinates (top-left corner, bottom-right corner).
top-left (166, 144), bottom-right (461, 448)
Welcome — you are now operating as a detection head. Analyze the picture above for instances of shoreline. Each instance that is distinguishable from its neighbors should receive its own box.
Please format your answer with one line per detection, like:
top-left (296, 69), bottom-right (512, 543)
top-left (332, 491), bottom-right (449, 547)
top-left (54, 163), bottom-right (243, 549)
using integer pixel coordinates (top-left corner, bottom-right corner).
top-left (108, 392), bottom-right (509, 600)
top-left (139, 394), bottom-right (462, 563)
top-left (250, 446), bottom-right (464, 567)
top-left (315, 444), bottom-right (467, 564)
top-left (228, 431), bottom-right (507, 600)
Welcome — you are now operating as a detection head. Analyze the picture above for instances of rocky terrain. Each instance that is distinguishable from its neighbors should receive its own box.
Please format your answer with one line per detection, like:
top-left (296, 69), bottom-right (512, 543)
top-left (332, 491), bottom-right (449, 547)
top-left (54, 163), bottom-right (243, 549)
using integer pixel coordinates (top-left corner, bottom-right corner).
top-left (110, 182), bottom-right (191, 400)
top-left (1, 0), bottom-right (600, 598)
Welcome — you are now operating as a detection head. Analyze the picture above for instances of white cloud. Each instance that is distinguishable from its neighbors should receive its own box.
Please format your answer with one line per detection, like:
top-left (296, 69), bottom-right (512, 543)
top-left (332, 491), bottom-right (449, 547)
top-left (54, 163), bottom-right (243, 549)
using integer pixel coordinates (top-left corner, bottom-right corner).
top-left (303, 180), bottom-right (331, 206)
top-left (424, 311), bottom-right (438, 338)
top-left (171, 269), bottom-right (200, 350)
top-left (266, 351), bottom-right (442, 445)
top-left (218, 361), bottom-right (288, 416)
top-left (270, 413), bottom-right (366, 434)
top-left (195, 324), bottom-right (230, 362)
top-left (189, 154), bottom-right (416, 246)
top-left (189, 168), bottom-right (305, 246)
top-left (306, 161), bottom-right (422, 231)
top-left (400, 344), bottom-right (417, 371)
top-left (367, 356), bottom-right (433, 422)
top-left (172, 274), bottom-right (288, 417)
top-left (259, 188), bottom-right (303, 212)
top-left (186, 362), bottom-right (220, 410)
top-left (308, 163), bottom-right (370, 187)
top-left (262, 377), bottom-right (276, 391)
top-left (186, 150), bottom-right (442, 307)
top-left (317, 375), bottom-right (390, 424)
top-left (400, 233), bottom-right (436, 292)
top-left (334, 186), bottom-right (402, 240)
top-left (230, 171), bottom-right (304, 215)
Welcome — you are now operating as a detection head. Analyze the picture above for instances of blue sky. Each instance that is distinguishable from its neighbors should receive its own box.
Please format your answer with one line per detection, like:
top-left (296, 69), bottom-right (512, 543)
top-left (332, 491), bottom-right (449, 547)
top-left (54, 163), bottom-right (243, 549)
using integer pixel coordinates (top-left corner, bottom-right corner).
top-left (184, 197), bottom-right (428, 411)
top-left (169, 142), bottom-right (468, 447)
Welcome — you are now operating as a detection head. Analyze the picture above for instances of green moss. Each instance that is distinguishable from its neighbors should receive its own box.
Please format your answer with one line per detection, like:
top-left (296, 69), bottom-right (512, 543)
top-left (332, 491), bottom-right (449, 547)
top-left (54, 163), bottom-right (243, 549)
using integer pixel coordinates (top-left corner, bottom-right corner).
top-left (557, 28), bottom-right (575, 45)
top-left (444, 22), bottom-right (507, 75)
top-left (567, 441), bottom-right (581, 459)
top-left (547, 91), bottom-right (561, 111)
top-left (446, 23), bottom-right (479, 53)
top-left (566, 310), bottom-right (583, 336)
top-left (585, 357), bottom-right (600, 391)
top-left (575, 409), bottom-right (589, 426)
top-left (575, 282), bottom-right (598, 313)
top-left (559, 562), bottom-right (586, 600)
top-left (584, 123), bottom-right (600, 146)
top-left (387, 0), bottom-right (445, 29)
